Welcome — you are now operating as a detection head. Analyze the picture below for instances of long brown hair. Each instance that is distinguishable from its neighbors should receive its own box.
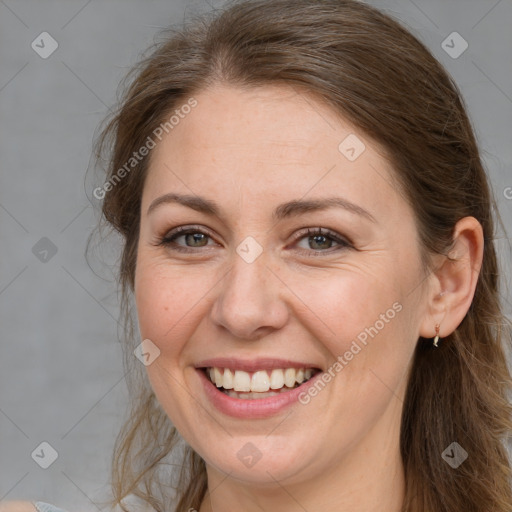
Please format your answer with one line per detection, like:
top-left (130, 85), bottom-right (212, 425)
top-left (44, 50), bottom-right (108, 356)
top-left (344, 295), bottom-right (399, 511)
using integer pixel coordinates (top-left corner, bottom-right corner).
top-left (91, 1), bottom-right (512, 510)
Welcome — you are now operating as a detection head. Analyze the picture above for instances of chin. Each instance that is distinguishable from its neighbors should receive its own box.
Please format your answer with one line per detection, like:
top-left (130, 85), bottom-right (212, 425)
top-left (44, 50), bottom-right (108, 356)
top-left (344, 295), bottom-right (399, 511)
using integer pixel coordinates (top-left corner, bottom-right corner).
top-left (194, 431), bottom-right (323, 486)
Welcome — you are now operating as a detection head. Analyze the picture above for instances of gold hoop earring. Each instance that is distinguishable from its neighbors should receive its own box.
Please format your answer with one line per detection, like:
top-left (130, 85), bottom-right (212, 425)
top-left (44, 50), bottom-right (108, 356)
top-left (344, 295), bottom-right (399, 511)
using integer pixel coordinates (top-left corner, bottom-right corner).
top-left (433, 324), bottom-right (440, 347)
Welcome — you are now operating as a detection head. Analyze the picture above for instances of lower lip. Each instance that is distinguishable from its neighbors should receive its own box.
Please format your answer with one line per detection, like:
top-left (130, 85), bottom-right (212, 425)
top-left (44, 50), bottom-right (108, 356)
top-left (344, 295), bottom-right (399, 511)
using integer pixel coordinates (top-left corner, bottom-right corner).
top-left (197, 369), bottom-right (321, 419)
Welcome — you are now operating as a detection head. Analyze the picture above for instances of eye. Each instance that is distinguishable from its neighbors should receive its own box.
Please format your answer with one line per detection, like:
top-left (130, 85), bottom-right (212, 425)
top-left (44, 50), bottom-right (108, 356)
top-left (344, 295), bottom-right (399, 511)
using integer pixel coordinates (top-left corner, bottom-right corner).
top-left (155, 225), bottom-right (352, 256)
top-left (156, 225), bottom-right (217, 253)
top-left (292, 227), bottom-right (352, 256)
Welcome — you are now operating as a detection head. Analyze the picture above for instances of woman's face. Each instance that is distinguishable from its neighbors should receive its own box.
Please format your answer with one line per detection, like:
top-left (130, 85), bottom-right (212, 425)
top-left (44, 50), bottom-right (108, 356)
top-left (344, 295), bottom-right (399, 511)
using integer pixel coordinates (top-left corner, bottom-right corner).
top-left (134, 84), bottom-right (431, 485)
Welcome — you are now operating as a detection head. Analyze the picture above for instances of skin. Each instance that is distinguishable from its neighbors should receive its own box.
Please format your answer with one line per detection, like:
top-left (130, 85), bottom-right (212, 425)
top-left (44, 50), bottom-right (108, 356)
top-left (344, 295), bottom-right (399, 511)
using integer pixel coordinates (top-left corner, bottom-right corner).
top-left (0, 504), bottom-right (36, 512)
top-left (134, 83), bottom-right (484, 512)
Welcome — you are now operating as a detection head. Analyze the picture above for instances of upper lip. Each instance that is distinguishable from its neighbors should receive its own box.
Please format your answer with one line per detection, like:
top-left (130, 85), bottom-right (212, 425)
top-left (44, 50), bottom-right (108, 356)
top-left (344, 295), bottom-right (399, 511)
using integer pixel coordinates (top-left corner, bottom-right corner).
top-left (195, 357), bottom-right (322, 373)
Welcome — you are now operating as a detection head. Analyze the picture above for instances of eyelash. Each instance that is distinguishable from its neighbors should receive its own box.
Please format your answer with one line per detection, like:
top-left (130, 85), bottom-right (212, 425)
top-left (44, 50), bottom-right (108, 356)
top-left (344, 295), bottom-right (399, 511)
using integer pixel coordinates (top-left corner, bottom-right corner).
top-left (155, 225), bottom-right (352, 256)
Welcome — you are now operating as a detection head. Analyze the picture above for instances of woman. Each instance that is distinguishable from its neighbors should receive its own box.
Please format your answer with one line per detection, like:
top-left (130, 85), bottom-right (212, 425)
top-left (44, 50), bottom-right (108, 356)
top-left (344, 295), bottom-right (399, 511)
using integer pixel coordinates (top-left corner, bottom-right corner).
top-left (5, 0), bottom-right (511, 511)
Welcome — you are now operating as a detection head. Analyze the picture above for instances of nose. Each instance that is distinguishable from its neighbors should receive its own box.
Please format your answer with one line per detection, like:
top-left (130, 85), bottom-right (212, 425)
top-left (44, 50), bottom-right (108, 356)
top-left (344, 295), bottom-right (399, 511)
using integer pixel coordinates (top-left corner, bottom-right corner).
top-left (210, 248), bottom-right (289, 341)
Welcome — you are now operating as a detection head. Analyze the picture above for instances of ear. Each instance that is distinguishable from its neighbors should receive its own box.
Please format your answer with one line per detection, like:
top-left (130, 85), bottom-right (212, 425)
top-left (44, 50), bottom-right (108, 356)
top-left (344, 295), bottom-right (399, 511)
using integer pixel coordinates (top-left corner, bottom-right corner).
top-left (419, 216), bottom-right (484, 340)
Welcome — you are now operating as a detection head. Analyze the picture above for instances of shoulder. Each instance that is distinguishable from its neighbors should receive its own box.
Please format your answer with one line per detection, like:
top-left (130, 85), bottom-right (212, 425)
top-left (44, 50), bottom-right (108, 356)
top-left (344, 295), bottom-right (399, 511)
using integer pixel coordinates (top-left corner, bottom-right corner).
top-left (0, 502), bottom-right (37, 512)
top-left (0, 503), bottom-right (70, 512)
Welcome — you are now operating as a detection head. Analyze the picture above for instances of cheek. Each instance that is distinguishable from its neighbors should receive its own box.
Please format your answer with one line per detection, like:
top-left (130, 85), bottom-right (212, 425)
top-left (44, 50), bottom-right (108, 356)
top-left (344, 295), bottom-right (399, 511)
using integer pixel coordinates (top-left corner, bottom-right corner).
top-left (290, 266), bottom-right (413, 406)
top-left (134, 256), bottom-right (215, 357)
top-left (133, 257), bottom-right (211, 430)
top-left (287, 266), bottom-right (401, 350)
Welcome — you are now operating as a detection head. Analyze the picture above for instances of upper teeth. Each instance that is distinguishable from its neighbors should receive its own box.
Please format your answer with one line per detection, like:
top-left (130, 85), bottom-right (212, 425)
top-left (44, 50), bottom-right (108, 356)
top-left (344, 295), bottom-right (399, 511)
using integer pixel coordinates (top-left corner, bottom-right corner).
top-left (207, 367), bottom-right (314, 392)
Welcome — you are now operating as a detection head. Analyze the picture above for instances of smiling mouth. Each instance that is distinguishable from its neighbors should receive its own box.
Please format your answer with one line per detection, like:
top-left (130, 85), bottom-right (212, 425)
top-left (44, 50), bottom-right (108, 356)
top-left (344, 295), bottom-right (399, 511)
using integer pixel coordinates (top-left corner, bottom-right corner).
top-left (203, 366), bottom-right (321, 399)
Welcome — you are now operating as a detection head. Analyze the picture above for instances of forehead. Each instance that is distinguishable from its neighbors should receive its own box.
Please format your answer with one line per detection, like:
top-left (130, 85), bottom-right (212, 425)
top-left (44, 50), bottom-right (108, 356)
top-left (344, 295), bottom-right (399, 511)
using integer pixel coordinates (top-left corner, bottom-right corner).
top-left (152, 84), bottom-right (349, 164)
top-left (142, 83), bottom-right (402, 218)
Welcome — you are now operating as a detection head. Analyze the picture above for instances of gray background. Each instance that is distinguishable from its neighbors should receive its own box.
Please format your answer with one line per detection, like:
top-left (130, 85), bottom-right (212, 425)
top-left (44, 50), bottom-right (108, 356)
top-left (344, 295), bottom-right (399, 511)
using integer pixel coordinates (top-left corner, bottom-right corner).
top-left (1, 0), bottom-right (511, 510)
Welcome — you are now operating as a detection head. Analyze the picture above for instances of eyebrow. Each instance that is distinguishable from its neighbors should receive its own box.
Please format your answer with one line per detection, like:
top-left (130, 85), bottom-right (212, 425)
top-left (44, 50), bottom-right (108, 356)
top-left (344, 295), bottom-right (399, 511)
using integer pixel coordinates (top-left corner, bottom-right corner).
top-left (147, 193), bottom-right (376, 223)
